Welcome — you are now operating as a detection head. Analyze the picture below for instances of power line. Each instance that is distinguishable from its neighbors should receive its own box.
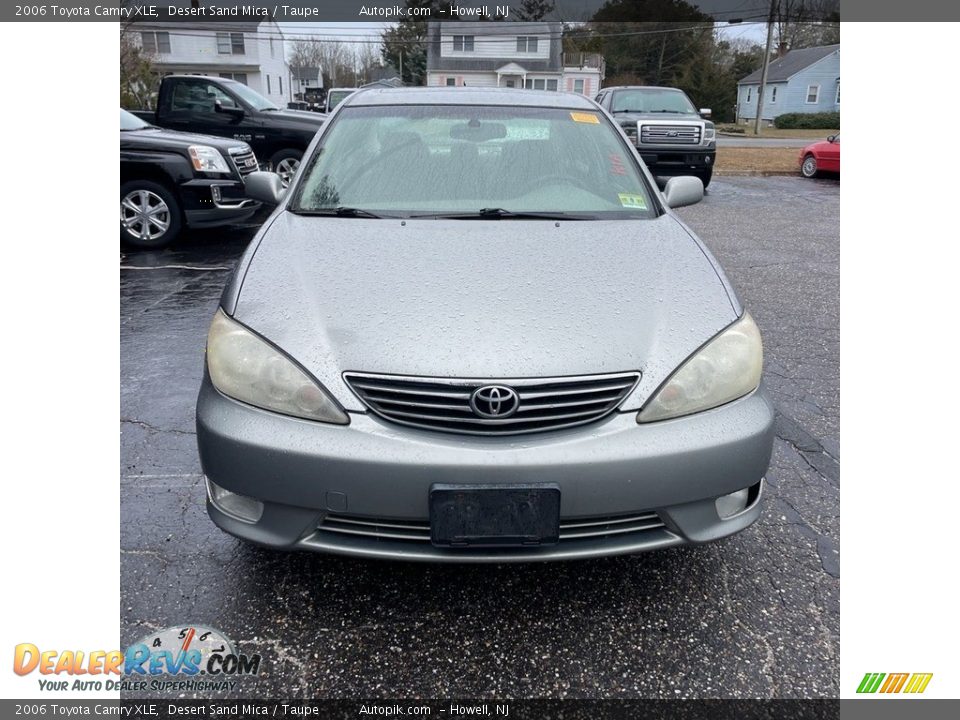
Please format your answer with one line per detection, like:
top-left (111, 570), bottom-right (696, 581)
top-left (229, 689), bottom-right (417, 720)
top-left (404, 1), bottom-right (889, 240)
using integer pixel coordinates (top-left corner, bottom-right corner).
top-left (129, 19), bottom-right (780, 47)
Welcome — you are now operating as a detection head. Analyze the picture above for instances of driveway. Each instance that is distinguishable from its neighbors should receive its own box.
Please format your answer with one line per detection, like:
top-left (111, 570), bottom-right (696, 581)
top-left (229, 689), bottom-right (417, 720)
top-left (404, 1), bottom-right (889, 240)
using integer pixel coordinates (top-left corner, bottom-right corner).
top-left (120, 175), bottom-right (840, 698)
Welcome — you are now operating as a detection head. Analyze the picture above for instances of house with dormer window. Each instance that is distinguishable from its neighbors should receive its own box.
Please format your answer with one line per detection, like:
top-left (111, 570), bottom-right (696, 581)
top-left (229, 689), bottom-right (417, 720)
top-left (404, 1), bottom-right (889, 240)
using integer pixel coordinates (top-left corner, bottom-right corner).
top-left (425, 21), bottom-right (604, 95)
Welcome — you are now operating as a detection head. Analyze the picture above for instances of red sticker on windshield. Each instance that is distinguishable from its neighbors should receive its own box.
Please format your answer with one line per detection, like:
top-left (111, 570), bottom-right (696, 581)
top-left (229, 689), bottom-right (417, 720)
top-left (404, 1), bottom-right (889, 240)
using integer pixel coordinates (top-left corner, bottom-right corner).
top-left (609, 153), bottom-right (626, 176)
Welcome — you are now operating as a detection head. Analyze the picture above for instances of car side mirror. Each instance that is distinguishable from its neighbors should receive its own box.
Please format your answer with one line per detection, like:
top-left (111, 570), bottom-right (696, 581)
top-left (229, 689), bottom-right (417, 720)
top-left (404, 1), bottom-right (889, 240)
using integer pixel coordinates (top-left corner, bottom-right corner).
top-left (245, 171), bottom-right (286, 205)
top-left (827, 134), bottom-right (836, 143)
top-left (699, 108), bottom-right (712, 118)
top-left (214, 99), bottom-right (244, 119)
top-left (663, 176), bottom-right (704, 208)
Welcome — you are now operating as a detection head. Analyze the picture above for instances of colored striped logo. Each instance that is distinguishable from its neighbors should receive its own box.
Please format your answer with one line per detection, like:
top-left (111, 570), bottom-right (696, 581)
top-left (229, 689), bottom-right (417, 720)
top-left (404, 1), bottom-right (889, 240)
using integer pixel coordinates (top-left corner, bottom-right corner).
top-left (857, 672), bottom-right (933, 694)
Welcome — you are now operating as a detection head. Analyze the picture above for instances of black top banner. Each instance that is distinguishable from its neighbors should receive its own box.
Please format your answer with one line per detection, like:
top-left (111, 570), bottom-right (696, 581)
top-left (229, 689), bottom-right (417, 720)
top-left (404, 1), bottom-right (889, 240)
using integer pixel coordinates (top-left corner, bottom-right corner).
top-left (3, 0), bottom-right (947, 22)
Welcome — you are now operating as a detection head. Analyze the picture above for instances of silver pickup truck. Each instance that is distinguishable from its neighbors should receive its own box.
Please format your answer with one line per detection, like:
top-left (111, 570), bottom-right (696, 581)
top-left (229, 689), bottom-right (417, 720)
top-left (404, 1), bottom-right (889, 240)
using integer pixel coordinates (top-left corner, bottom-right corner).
top-left (595, 86), bottom-right (716, 188)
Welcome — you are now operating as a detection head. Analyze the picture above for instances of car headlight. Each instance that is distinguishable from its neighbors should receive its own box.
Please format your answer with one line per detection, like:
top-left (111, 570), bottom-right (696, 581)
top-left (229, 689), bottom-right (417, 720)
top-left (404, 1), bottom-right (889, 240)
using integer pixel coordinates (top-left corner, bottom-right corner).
top-left (188, 145), bottom-right (231, 174)
top-left (703, 125), bottom-right (716, 141)
top-left (637, 312), bottom-right (763, 423)
top-left (206, 310), bottom-right (348, 424)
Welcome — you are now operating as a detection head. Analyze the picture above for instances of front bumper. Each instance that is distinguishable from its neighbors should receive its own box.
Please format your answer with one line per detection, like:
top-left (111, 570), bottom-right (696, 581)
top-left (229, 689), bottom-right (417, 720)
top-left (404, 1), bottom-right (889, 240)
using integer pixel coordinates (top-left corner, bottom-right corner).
top-left (180, 178), bottom-right (259, 229)
top-left (196, 376), bottom-right (774, 562)
top-left (636, 145), bottom-right (715, 177)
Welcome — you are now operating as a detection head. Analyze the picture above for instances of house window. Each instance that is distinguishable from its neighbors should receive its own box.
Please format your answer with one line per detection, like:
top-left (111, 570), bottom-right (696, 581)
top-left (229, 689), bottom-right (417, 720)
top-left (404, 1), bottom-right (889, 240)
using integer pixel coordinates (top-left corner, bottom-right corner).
top-left (279, 76), bottom-right (282, 95)
top-left (574, 79), bottom-right (585, 94)
top-left (532, 79), bottom-right (546, 90)
top-left (141, 31), bottom-right (170, 54)
top-left (806, 84), bottom-right (820, 103)
top-left (546, 79), bottom-right (558, 91)
top-left (219, 72), bottom-right (248, 85)
top-left (504, 80), bottom-right (515, 88)
top-left (516, 36), bottom-right (538, 53)
top-left (218, 32), bottom-right (245, 55)
top-left (446, 77), bottom-right (456, 86)
top-left (746, 87), bottom-right (752, 103)
top-left (770, 86), bottom-right (777, 103)
top-left (270, 37), bottom-right (275, 58)
top-left (453, 35), bottom-right (474, 52)
top-left (835, 82), bottom-right (840, 104)
top-left (267, 75), bottom-right (271, 94)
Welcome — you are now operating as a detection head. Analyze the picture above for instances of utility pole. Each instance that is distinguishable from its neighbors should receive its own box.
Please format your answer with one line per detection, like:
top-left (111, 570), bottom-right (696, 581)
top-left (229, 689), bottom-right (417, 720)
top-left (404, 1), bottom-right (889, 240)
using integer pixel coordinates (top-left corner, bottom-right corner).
top-left (753, 0), bottom-right (778, 136)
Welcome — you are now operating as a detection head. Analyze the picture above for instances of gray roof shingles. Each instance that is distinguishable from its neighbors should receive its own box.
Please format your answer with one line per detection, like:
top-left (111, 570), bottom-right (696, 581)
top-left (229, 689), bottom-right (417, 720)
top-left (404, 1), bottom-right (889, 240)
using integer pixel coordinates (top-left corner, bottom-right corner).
top-left (739, 44), bottom-right (839, 85)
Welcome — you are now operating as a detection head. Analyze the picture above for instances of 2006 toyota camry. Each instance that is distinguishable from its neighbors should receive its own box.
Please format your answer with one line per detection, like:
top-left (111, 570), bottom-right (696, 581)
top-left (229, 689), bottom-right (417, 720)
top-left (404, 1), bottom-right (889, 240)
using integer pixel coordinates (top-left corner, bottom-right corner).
top-left (196, 87), bottom-right (774, 562)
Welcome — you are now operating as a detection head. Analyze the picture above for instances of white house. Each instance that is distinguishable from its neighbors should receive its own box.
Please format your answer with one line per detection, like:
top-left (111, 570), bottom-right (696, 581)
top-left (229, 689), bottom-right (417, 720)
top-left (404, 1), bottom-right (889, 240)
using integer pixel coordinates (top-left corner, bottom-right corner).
top-left (425, 21), bottom-right (604, 96)
top-left (136, 20), bottom-right (290, 107)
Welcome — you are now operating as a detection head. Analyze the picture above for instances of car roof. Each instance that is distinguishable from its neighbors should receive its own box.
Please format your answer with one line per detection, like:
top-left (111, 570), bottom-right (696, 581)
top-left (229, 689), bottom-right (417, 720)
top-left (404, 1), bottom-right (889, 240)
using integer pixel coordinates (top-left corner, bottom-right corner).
top-left (343, 86), bottom-right (598, 109)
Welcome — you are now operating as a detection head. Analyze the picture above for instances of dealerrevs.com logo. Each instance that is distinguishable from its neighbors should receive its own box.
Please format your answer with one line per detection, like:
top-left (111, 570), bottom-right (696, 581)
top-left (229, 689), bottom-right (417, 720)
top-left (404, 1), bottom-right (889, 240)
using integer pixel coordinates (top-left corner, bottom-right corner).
top-left (856, 672), bottom-right (933, 694)
top-left (13, 625), bottom-right (261, 693)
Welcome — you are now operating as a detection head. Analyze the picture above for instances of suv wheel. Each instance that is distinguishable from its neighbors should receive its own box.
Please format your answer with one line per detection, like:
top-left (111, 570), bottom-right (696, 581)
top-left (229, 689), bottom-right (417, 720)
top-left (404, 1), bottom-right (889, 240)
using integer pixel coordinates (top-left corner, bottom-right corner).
top-left (695, 168), bottom-right (713, 189)
top-left (120, 180), bottom-right (182, 248)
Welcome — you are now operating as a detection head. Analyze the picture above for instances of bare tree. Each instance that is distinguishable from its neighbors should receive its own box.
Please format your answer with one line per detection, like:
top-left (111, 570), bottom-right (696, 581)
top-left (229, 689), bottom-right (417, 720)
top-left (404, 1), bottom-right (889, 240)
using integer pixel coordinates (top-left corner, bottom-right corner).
top-left (773, 0), bottom-right (840, 56)
top-left (120, 24), bottom-right (159, 108)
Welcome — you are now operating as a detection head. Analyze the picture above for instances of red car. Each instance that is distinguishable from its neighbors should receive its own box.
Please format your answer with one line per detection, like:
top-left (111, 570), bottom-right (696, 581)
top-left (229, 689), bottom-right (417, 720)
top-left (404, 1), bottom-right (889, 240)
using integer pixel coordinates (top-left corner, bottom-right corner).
top-left (799, 134), bottom-right (840, 177)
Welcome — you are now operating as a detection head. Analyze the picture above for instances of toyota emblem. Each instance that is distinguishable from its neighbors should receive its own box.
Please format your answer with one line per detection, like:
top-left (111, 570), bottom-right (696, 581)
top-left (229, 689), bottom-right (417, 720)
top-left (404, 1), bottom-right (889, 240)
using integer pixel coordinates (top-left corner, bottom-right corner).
top-left (470, 385), bottom-right (520, 419)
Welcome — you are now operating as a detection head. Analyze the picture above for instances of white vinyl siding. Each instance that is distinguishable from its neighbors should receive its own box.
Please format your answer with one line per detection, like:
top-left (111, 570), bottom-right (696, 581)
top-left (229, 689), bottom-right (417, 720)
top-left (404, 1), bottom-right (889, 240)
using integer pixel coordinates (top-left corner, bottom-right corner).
top-left (440, 34), bottom-right (550, 60)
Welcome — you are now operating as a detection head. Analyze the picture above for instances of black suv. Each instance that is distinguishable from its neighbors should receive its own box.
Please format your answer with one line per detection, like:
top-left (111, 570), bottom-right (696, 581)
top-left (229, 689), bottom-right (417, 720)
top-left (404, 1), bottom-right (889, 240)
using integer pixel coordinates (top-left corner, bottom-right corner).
top-left (595, 86), bottom-right (716, 187)
top-left (120, 109), bottom-right (259, 248)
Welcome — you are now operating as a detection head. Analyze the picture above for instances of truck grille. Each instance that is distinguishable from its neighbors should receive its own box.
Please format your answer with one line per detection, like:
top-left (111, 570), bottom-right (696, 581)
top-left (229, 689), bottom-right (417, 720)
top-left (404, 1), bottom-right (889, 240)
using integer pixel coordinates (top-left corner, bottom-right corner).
top-left (316, 511), bottom-right (665, 544)
top-left (228, 147), bottom-right (259, 178)
top-left (343, 371), bottom-right (640, 435)
top-left (640, 124), bottom-right (701, 145)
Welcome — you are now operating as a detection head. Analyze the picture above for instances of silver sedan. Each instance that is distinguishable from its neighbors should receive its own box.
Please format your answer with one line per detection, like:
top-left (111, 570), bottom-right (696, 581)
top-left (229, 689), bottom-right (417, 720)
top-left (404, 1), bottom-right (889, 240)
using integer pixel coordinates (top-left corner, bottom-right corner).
top-left (196, 87), bottom-right (774, 561)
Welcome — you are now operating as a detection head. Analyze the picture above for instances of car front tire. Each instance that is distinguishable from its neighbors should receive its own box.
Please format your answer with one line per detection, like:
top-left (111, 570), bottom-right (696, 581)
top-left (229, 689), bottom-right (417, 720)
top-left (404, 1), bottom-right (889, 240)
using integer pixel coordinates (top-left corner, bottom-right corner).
top-left (695, 168), bottom-right (713, 189)
top-left (120, 180), bottom-right (182, 249)
top-left (801, 154), bottom-right (819, 178)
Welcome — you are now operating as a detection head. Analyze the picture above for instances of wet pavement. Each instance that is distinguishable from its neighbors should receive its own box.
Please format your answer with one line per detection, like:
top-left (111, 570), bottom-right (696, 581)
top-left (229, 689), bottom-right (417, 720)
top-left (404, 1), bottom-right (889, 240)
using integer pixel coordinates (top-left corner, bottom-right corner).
top-left (120, 176), bottom-right (839, 699)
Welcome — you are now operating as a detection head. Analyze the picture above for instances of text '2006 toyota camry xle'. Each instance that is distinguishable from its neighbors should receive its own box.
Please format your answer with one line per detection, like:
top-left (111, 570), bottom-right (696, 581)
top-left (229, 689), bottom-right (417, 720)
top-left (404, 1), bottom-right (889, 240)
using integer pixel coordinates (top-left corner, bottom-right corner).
top-left (196, 87), bottom-right (774, 562)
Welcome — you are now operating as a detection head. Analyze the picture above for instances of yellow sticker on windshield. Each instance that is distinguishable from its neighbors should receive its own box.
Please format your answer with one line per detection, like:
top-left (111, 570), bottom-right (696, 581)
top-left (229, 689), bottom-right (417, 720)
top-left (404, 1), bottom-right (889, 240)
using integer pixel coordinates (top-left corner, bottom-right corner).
top-left (570, 112), bottom-right (600, 124)
top-left (618, 193), bottom-right (648, 209)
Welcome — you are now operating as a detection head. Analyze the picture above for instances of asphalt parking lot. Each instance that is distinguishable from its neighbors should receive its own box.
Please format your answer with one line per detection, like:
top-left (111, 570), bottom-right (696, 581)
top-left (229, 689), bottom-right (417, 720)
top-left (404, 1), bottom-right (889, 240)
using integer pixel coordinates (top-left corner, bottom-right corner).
top-left (120, 175), bottom-right (839, 699)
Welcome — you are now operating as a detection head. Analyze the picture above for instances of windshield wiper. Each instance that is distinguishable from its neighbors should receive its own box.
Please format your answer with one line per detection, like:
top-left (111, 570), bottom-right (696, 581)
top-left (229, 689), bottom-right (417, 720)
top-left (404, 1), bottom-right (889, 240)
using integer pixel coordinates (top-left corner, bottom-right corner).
top-left (411, 208), bottom-right (596, 221)
top-left (648, 109), bottom-right (684, 114)
top-left (290, 206), bottom-right (390, 219)
top-left (612, 109), bottom-right (644, 114)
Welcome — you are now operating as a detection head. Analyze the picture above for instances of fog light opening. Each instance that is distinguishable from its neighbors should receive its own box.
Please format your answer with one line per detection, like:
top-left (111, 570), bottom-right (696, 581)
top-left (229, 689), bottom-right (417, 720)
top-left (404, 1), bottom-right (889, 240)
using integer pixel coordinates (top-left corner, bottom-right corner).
top-left (715, 488), bottom-right (750, 519)
top-left (206, 477), bottom-right (264, 523)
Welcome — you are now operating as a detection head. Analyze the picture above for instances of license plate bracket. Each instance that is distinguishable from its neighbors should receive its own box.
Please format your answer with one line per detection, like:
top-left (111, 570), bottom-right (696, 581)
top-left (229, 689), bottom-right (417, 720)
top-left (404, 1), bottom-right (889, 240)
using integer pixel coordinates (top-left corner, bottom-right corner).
top-left (430, 484), bottom-right (560, 548)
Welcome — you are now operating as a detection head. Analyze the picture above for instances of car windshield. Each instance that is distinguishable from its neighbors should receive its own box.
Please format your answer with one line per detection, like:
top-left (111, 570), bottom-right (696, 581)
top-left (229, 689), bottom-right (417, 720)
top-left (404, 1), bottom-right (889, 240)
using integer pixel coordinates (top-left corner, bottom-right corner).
top-left (327, 90), bottom-right (354, 110)
top-left (611, 89), bottom-right (697, 114)
top-left (226, 81), bottom-right (279, 111)
top-left (291, 104), bottom-right (657, 219)
top-left (120, 109), bottom-right (151, 130)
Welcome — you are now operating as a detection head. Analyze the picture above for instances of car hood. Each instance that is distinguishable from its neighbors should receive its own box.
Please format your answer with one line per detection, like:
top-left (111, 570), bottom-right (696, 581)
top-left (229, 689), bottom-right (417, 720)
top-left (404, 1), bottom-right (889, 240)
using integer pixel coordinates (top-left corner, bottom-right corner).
top-left (120, 127), bottom-right (248, 152)
top-left (262, 108), bottom-right (326, 128)
top-left (613, 112), bottom-right (703, 123)
top-left (232, 213), bottom-right (739, 412)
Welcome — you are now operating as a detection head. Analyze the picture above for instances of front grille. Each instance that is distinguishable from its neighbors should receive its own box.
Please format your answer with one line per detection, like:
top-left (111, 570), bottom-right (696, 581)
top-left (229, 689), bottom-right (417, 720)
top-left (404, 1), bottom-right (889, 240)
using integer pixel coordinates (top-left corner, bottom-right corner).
top-left (228, 147), bottom-right (259, 178)
top-left (343, 371), bottom-right (640, 435)
top-left (316, 511), bottom-right (665, 544)
top-left (640, 124), bottom-right (701, 145)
